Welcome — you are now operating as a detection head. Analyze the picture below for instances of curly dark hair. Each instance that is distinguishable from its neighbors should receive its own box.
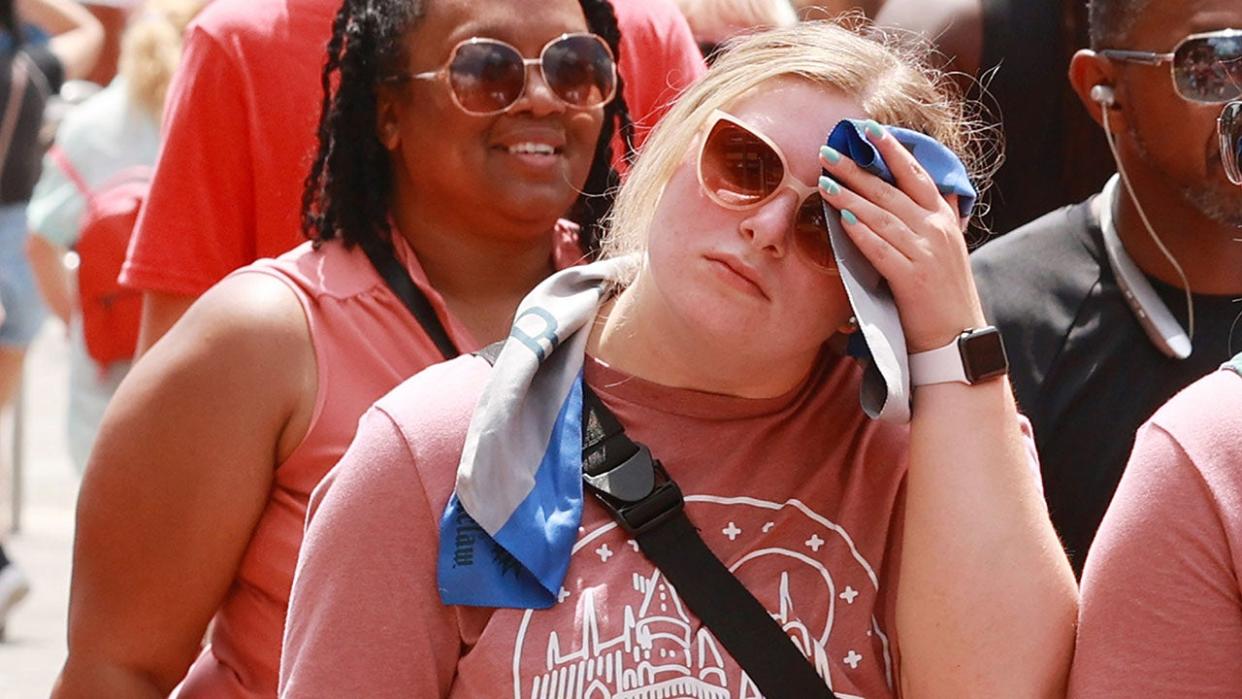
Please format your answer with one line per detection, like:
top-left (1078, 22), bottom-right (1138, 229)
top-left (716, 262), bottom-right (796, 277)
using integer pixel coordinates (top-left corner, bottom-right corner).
top-left (302, 0), bottom-right (633, 262)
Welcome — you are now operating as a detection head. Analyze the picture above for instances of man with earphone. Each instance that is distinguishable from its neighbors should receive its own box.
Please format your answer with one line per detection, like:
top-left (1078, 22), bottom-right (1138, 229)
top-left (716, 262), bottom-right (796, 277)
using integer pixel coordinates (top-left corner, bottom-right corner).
top-left (971, 0), bottom-right (1242, 579)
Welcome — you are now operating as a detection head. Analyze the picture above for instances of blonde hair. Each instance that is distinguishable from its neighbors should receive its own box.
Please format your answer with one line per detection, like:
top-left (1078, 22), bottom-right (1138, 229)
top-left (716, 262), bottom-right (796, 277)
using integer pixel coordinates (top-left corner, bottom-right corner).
top-left (601, 20), bottom-right (999, 268)
top-left (118, 0), bottom-right (209, 121)
top-left (673, 0), bottom-right (798, 44)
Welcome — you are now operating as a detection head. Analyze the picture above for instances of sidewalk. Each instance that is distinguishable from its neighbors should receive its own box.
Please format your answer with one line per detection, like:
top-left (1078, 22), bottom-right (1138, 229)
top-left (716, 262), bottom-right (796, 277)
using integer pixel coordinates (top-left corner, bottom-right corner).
top-left (0, 320), bottom-right (79, 698)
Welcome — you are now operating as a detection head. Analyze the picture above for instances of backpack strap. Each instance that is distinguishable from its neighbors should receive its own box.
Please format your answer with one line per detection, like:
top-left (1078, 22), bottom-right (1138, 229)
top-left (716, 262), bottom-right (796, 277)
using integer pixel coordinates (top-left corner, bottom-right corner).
top-left (472, 345), bottom-right (837, 697)
top-left (0, 52), bottom-right (29, 182)
top-left (363, 239), bottom-right (459, 361)
top-left (47, 144), bottom-right (91, 196)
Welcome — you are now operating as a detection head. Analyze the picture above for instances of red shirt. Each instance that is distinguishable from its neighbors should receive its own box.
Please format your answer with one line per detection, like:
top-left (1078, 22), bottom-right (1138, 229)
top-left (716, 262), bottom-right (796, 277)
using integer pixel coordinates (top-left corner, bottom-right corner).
top-left (120, 0), bottom-right (337, 296)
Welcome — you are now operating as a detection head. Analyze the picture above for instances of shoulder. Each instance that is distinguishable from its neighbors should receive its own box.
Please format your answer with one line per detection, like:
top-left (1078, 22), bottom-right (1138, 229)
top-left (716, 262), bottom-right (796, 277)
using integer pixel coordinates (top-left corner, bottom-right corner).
top-left (246, 239), bottom-right (386, 302)
top-left (971, 200), bottom-right (1099, 286)
top-left (373, 355), bottom-right (492, 450)
top-left (368, 355), bottom-right (494, 502)
top-left (177, 269), bottom-right (311, 355)
top-left (54, 81), bottom-right (142, 154)
top-left (970, 199), bottom-right (1103, 347)
top-left (1142, 368), bottom-right (1242, 488)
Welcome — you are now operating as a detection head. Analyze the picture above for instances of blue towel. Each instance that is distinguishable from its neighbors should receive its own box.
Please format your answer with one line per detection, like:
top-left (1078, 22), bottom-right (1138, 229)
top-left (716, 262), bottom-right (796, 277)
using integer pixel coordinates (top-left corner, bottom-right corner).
top-left (826, 120), bottom-right (976, 217)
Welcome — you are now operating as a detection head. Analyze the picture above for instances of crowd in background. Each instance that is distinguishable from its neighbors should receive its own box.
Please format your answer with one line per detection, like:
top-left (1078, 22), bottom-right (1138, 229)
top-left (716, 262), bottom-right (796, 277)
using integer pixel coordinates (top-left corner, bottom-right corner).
top-left (0, 0), bottom-right (1238, 696)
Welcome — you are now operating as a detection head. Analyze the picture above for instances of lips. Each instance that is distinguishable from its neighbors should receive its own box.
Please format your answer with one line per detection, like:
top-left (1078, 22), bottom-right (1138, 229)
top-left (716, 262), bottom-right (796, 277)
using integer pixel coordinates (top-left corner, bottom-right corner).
top-left (705, 253), bottom-right (768, 299)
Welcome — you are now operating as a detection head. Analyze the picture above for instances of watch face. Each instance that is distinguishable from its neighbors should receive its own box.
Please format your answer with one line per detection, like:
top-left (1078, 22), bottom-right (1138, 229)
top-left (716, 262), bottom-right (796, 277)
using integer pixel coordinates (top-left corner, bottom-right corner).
top-left (961, 327), bottom-right (1009, 383)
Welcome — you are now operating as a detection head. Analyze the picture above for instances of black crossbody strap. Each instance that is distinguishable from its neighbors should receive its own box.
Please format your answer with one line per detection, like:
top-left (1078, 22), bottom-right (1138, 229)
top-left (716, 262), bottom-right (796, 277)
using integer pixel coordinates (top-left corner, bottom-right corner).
top-left (579, 386), bottom-right (837, 699)
top-left (363, 242), bottom-right (459, 361)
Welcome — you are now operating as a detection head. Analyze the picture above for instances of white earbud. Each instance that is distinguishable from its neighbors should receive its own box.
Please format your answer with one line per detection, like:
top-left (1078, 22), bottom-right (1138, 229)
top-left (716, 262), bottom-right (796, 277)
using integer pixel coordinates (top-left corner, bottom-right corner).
top-left (1091, 84), bottom-right (1116, 107)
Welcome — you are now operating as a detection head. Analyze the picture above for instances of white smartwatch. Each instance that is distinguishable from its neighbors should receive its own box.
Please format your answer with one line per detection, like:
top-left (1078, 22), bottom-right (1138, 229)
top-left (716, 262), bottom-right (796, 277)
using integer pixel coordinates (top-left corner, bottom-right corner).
top-left (909, 326), bottom-right (1009, 386)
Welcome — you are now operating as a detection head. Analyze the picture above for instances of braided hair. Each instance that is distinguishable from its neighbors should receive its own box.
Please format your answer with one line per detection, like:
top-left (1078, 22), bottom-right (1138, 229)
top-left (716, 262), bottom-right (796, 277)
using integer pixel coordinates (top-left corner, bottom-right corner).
top-left (302, 0), bottom-right (634, 263)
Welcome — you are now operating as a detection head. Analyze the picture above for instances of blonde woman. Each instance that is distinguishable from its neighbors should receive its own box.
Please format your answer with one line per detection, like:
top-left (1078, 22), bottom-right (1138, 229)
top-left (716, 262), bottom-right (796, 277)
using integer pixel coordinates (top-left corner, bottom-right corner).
top-left (280, 20), bottom-right (1076, 698)
top-left (26, 0), bottom-right (208, 474)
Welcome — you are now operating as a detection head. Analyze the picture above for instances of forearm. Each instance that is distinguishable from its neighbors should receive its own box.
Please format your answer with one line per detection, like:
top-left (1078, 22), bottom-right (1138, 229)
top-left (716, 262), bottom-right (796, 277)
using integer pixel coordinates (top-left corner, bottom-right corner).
top-left (52, 656), bottom-right (171, 699)
top-left (135, 292), bottom-right (197, 358)
top-left (26, 234), bottom-right (73, 325)
top-left (897, 379), bottom-right (1076, 697)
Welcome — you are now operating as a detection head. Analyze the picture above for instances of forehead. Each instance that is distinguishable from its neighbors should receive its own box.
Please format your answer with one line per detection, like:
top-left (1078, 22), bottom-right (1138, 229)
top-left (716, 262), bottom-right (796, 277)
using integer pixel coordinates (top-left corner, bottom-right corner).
top-left (720, 79), bottom-right (868, 175)
top-left (1126, 0), bottom-right (1242, 47)
top-left (412, 0), bottom-right (590, 59)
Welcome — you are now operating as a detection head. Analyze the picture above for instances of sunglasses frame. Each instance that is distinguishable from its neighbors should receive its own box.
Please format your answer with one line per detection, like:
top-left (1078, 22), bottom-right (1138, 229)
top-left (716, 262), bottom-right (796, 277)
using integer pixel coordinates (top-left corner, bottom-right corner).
top-left (696, 110), bottom-right (839, 273)
top-left (697, 110), bottom-right (821, 210)
top-left (388, 32), bottom-right (618, 116)
top-left (1220, 100), bottom-right (1242, 185)
top-left (1100, 28), bottom-right (1242, 103)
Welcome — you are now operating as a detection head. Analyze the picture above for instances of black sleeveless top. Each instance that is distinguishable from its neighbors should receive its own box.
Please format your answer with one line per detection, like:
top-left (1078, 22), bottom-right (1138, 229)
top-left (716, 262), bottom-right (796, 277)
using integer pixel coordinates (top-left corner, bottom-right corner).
top-left (0, 33), bottom-right (64, 204)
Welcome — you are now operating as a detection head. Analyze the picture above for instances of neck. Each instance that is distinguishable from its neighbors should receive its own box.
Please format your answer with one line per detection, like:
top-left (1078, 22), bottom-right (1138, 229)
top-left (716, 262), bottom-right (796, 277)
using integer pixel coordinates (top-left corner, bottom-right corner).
top-left (390, 198), bottom-right (558, 345)
top-left (587, 272), bottom-right (819, 399)
top-left (1107, 171), bottom-right (1242, 296)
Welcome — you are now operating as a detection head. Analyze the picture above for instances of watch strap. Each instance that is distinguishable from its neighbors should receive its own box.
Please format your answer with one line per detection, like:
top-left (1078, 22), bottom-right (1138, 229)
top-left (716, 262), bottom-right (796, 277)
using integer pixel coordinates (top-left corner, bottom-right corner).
top-left (909, 335), bottom-right (969, 385)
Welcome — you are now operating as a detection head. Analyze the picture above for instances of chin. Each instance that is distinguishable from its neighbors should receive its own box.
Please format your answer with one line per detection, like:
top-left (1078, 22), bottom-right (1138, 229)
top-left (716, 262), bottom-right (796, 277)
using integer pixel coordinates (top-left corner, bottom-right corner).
top-left (1181, 183), bottom-right (1242, 227)
top-left (498, 188), bottom-right (581, 225)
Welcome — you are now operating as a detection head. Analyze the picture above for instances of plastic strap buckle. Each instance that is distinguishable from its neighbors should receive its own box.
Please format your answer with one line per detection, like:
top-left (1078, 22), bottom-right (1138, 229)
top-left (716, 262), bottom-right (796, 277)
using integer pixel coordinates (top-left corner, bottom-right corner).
top-left (583, 444), bottom-right (684, 535)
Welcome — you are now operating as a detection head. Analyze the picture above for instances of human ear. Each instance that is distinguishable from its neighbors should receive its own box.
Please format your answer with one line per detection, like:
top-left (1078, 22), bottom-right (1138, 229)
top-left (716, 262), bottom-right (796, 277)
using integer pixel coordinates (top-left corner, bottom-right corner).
top-left (1070, 49), bottom-right (1124, 132)
top-left (375, 86), bottom-right (403, 151)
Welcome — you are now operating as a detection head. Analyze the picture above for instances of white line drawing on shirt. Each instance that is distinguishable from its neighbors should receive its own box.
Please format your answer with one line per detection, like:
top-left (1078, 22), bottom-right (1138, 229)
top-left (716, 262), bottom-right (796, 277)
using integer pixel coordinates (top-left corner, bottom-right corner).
top-left (510, 495), bottom-right (893, 698)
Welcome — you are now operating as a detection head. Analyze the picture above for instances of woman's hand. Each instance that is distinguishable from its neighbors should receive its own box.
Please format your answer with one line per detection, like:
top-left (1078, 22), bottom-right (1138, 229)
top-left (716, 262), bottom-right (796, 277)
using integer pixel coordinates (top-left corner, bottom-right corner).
top-left (817, 121), bottom-right (985, 353)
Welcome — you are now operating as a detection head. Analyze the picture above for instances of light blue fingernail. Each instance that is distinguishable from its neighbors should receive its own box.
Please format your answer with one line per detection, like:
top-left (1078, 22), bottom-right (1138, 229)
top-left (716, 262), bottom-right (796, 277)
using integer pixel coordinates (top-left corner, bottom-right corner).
top-left (818, 175), bottom-right (840, 195)
top-left (864, 120), bottom-right (885, 139)
top-left (841, 209), bottom-right (858, 225)
top-left (820, 145), bottom-right (842, 164)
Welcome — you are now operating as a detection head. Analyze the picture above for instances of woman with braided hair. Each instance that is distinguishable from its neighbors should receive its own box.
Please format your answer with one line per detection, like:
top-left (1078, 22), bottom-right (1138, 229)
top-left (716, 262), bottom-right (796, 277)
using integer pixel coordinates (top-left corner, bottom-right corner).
top-left (54, 0), bottom-right (632, 696)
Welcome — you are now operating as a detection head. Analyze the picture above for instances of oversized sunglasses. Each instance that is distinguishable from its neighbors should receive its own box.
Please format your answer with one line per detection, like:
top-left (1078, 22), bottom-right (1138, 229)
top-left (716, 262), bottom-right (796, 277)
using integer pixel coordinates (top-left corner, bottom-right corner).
top-left (386, 33), bottom-right (617, 116)
top-left (1221, 101), bottom-right (1242, 185)
top-left (1100, 29), bottom-right (1242, 103)
top-left (697, 110), bottom-right (837, 273)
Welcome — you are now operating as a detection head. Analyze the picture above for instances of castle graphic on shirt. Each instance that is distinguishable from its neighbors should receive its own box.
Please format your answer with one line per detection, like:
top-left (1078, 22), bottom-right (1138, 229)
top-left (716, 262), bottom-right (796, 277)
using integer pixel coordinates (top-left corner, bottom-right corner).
top-left (510, 495), bottom-right (894, 699)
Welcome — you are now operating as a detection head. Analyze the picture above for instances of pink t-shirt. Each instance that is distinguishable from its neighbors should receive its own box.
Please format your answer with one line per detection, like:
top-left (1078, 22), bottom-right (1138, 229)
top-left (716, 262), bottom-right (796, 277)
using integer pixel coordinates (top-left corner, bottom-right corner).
top-left (120, 0), bottom-right (703, 296)
top-left (174, 227), bottom-right (584, 698)
top-left (281, 351), bottom-right (913, 698)
top-left (1069, 366), bottom-right (1242, 697)
top-left (120, 0), bottom-right (337, 296)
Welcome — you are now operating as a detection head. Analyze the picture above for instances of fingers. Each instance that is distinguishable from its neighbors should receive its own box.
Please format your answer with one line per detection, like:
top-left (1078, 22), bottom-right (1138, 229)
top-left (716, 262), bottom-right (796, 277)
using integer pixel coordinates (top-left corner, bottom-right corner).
top-left (818, 135), bottom-right (924, 226)
top-left (825, 194), bottom-right (914, 281)
top-left (855, 120), bottom-right (949, 214)
top-left (819, 172), bottom-right (922, 261)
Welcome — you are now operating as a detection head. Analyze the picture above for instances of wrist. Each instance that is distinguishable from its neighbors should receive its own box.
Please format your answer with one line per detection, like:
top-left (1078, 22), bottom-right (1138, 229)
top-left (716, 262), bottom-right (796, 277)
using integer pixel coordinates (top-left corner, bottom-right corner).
top-left (909, 326), bottom-right (1008, 386)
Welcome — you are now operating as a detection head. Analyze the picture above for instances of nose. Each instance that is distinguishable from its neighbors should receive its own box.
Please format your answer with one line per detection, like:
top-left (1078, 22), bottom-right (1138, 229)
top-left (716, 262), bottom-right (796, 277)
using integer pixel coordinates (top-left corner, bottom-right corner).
top-left (508, 60), bottom-right (566, 118)
top-left (739, 189), bottom-right (799, 257)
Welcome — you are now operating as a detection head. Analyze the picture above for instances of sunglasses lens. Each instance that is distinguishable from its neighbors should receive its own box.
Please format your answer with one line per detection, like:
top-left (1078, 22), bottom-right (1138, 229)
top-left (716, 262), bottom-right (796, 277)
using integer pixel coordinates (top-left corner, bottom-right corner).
top-left (794, 196), bottom-right (837, 270)
top-left (448, 41), bottom-right (525, 114)
top-left (700, 119), bottom-right (785, 207)
top-left (1174, 33), bottom-right (1242, 102)
top-left (542, 35), bottom-right (616, 108)
top-left (1221, 101), bottom-right (1242, 185)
